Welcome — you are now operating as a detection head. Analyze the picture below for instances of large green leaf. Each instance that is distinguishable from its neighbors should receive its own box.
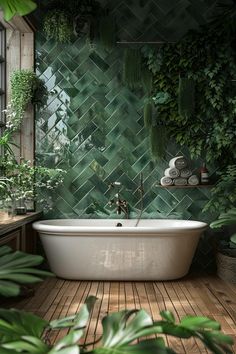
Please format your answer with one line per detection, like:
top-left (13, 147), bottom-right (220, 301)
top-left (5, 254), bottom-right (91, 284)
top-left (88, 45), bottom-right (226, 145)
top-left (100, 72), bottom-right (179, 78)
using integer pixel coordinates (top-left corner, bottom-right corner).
top-left (0, 247), bottom-right (54, 297)
top-left (0, 296), bottom-right (234, 354)
top-left (49, 346), bottom-right (79, 354)
top-left (101, 309), bottom-right (154, 347)
top-left (0, 246), bottom-right (12, 257)
top-left (210, 208), bottom-right (236, 229)
top-left (0, 0), bottom-right (37, 21)
top-left (92, 339), bottom-right (175, 354)
top-left (0, 280), bottom-right (20, 297)
top-left (50, 296), bottom-right (97, 330)
top-left (0, 309), bottom-right (48, 343)
top-left (2, 337), bottom-right (48, 353)
top-left (230, 233), bottom-right (236, 245)
top-left (180, 316), bottom-right (221, 331)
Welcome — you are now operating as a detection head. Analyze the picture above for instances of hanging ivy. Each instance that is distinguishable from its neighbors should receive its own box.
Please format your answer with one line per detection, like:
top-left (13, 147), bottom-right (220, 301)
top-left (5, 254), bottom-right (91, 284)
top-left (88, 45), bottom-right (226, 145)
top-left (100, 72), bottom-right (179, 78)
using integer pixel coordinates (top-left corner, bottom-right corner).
top-left (142, 5), bottom-right (236, 166)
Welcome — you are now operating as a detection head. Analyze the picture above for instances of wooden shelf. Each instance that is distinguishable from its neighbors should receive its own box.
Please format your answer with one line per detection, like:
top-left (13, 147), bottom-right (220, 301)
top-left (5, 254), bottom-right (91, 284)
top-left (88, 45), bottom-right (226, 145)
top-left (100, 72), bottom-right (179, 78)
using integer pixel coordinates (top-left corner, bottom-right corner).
top-left (0, 211), bottom-right (43, 236)
top-left (156, 184), bottom-right (214, 189)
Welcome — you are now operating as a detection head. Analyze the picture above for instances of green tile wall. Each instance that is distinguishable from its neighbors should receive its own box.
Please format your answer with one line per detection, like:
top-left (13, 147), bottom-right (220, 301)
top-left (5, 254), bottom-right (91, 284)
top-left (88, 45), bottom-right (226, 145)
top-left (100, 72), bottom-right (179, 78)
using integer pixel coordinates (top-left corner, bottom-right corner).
top-left (36, 0), bottom-right (219, 269)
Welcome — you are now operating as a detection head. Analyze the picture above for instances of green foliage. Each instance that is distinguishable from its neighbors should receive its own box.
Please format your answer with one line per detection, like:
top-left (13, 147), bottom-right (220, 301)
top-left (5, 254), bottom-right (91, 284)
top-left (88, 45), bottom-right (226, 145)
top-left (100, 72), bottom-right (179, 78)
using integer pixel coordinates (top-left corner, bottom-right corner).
top-left (142, 13), bottom-right (236, 165)
top-left (204, 165), bottom-right (236, 214)
top-left (143, 99), bottom-right (153, 128)
top-left (0, 295), bottom-right (233, 353)
top-left (178, 77), bottom-right (195, 120)
top-left (0, 69), bottom-right (61, 212)
top-left (10, 70), bottom-right (47, 127)
top-left (43, 10), bottom-right (74, 43)
top-left (210, 208), bottom-right (236, 230)
top-left (141, 67), bottom-right (153, 95)
top-left (150, 125), bottom-right (167, 159)
top-left (0, 131), bottom-right (18, 157)
top-left (0, 155), bottom-right (66, 210)
top-left (0, 246), bottom-right (53, 297)
top-left (0, 0), bottom-right (37, 21)
top-left (210, 208), bottom-right (236, 255)
top-left (123, 49), bottom-right (142, 89)
top-left (99, 14), bottom-right (116, 50)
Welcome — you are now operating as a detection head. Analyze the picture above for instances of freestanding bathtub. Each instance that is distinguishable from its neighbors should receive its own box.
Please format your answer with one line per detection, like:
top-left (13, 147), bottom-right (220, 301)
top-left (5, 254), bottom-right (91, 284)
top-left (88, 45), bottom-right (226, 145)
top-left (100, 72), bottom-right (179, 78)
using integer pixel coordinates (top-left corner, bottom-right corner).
top-left (33, 219), bottom-right (207, 281)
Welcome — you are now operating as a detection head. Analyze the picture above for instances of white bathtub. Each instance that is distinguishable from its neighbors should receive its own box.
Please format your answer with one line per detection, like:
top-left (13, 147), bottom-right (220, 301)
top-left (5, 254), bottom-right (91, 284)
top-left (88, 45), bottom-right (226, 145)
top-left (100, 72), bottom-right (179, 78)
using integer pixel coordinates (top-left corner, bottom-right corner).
top-left (33, 219), bottom-right (207, 281)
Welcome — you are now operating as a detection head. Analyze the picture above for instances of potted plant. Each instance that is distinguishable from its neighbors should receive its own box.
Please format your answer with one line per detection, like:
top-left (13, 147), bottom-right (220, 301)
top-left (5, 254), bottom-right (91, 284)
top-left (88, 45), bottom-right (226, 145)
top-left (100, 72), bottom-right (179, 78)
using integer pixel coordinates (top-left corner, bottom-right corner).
top-left (10, 69), bottom-right (48, 126)
top-left (210, 208), bottom-right (236, 283)
top-left (0, 155), bottom-right (66, 214)
top-left (43, 9), bottom-right (74, 43)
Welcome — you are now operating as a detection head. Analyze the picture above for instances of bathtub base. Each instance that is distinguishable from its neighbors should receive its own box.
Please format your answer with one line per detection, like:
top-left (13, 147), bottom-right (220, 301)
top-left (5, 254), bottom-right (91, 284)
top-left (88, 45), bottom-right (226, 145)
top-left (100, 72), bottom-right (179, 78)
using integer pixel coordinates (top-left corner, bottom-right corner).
top-left (40, 233), bottom-right (200, 281)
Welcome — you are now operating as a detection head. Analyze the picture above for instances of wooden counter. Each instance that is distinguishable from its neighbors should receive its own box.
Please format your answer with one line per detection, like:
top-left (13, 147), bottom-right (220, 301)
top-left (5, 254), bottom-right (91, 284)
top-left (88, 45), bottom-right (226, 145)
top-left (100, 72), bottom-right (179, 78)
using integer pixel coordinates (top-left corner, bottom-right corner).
top-left (0, 211), bottom-right (43, 253)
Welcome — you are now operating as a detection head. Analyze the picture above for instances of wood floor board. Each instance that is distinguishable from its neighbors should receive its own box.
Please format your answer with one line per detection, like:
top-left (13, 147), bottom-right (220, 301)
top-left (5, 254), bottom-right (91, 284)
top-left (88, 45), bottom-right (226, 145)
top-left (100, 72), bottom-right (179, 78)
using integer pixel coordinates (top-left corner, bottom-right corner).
top-left (4, 275), bottom-right (236, 354)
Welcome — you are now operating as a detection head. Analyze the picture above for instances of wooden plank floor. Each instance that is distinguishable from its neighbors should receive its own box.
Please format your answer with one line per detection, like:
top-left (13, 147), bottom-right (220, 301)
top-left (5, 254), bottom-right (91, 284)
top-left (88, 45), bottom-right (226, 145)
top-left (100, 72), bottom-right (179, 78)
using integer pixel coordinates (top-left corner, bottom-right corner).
top-left (3, 274), bottom-right (236, 353)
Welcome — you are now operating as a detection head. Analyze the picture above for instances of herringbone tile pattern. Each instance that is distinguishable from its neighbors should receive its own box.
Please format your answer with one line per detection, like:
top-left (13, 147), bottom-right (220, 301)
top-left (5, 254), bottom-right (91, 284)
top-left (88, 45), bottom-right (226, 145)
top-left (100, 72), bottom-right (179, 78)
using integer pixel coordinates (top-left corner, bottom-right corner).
top-left (35, 0), bottom-right (219, 269)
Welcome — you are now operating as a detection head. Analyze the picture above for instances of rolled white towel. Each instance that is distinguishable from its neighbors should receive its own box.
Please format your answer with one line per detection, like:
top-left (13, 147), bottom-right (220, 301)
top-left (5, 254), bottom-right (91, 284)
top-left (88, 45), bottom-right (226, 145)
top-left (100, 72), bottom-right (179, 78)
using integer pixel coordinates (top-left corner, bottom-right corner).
top-left (164, 167), bottom-right (180, 178)
top-left (188, 175), bottom-right (199, 185)
top-left (180, 168), bottom-right (192, 178)
top-left (160, 176), bottom-right (173, 186)
top-left (174, 177), bottom-right (187, 186)
top-left (169, 156), bottom-right (188, 170)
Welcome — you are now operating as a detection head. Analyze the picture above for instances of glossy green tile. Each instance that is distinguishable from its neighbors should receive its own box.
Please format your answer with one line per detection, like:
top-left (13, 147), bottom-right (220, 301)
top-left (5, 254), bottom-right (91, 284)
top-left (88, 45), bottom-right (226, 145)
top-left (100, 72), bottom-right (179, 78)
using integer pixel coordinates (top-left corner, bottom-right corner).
top-left (36, 0), bottom-right (221, 269)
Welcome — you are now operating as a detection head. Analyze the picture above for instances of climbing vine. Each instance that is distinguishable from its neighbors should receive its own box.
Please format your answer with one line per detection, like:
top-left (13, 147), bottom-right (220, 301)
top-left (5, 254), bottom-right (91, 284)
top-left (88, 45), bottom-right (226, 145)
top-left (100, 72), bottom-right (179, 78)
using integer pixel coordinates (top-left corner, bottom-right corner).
top-left (142, 5), bottom-right (236, 165)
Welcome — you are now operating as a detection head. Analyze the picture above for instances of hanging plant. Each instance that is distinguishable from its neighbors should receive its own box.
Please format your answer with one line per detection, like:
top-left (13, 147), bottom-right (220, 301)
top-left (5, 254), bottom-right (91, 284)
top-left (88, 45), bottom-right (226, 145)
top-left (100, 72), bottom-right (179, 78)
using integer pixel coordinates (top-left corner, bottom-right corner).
top-left (150, 124), bottom-right (168, 159)
top-left (141, 67), bottom-right (153, 95)
top-left (143, 99), bottom-right (153, 128)
top-left (99, 12), bottom-right (116, 50)
top-left (142, 10), bottom-right (236, 166)
top-left (0, 0), bottom-right (37, 21)
top-left (42, 0), bottom-right (102, 43)
top-left (43, 10), bottom-right (73, 43)
top-left (10, 69), bottom-right (47, 128)
top-left (123, 48), bottom-right (142, 90)
top-left (178, 76), bottom-right (195, 120)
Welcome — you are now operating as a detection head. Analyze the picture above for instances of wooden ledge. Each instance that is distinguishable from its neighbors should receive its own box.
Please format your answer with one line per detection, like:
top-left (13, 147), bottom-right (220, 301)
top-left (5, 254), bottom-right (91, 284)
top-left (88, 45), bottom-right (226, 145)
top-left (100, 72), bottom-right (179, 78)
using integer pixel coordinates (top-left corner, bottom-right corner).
top-left (0, 211), bottom-right (43, 236)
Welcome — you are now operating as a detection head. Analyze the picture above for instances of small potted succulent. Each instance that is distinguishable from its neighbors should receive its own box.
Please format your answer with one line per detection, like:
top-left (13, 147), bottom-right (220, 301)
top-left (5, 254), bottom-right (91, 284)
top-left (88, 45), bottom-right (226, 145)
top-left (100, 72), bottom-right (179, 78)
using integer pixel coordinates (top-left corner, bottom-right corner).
top-left (210, 208), bottom-right (236, 282)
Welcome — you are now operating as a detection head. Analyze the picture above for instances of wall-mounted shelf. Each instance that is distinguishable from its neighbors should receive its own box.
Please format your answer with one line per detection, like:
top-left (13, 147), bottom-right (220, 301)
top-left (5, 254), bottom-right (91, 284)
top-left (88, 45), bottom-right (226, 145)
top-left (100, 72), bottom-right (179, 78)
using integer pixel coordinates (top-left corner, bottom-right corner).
top-left (156, 184), bottom-right (214, 189)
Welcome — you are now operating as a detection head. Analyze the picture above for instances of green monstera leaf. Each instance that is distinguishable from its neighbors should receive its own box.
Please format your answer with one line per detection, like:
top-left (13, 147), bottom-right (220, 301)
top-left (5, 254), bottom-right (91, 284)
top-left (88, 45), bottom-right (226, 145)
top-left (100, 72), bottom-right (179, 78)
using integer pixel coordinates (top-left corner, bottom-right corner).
top-left (0, 246), bottom-right (53, 297)
top-left (0, 296), bottom-right (234, 354)
top-left (0, 297), bottom-right (97, 354)
top-left (0, 308), bottom-right (48, 344)
top-left (0, 0), bottom-right (37, 21)
top-left (210, 208), bottom-right (236, 229)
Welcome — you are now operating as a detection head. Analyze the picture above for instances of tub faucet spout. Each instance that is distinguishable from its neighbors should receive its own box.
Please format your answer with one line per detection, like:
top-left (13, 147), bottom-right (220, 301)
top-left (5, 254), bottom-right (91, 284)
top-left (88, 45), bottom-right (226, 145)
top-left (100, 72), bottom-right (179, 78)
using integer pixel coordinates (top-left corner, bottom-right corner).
top-left (116, 199), bottom-right (129, 219)
top-left (109, 194), bottom-right (129, 219)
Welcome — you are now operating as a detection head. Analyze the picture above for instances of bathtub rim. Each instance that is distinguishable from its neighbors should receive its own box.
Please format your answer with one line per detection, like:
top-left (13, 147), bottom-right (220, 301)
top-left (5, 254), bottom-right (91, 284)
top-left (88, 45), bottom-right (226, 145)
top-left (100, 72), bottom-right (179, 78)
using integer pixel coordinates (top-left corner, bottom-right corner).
top-left (33, 218), bottom-right (208, 235)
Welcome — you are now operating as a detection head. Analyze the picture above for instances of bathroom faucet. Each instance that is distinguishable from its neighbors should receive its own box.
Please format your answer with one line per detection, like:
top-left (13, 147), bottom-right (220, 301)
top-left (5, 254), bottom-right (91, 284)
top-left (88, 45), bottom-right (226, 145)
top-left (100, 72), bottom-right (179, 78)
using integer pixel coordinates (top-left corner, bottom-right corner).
top-left (108, 182), bottom-right (129, 219)
top-left (115, 195), bottom-right (129, 218)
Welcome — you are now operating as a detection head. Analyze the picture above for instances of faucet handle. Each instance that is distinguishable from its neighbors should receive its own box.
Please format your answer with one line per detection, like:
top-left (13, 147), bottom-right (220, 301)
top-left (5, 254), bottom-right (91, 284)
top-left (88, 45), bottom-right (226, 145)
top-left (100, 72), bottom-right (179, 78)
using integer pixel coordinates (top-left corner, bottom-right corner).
top-left (108, 199), bottom-right (114, 206)
top-left (109, 181), bottom-right (122, 189)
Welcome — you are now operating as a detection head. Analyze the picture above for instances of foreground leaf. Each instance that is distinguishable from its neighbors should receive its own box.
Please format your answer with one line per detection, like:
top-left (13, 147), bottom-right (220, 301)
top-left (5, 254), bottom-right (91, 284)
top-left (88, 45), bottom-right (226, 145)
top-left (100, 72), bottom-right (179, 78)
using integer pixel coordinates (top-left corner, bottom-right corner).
top-left (50, 296), bottom-right (97, 330)
top-left (0, 0), bottom-right (37, 21)
top-left (92, 339), bottom-right (175, 354)
top-left (0, 247), bottom-right (54, 297)
top-left (0, 309), bottom-right (48, 343)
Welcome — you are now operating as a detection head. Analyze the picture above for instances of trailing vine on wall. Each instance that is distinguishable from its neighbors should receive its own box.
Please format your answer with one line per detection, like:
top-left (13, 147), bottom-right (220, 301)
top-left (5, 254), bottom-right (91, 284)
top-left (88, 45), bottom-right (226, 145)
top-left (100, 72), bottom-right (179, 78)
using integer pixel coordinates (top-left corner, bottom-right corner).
top-left (142, 4), bottom-right (236, 165)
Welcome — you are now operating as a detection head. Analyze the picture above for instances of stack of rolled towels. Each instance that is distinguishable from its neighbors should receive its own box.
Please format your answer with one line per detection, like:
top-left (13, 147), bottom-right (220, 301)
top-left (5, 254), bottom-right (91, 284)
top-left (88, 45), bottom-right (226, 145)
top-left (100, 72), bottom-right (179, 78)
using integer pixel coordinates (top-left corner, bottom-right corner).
top-left (160, 156), bottom-right (199, 186)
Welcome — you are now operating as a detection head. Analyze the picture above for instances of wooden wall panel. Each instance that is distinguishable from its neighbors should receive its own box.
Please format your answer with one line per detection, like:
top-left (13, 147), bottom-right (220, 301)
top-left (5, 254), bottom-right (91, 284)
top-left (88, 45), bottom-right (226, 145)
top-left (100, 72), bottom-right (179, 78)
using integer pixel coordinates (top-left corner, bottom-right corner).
top-left (3, 13), bottom-right (34, 163)
top-left (6, 29), bottom-right (21, 160)
top-left (20, 32), bottom-right (34, 161)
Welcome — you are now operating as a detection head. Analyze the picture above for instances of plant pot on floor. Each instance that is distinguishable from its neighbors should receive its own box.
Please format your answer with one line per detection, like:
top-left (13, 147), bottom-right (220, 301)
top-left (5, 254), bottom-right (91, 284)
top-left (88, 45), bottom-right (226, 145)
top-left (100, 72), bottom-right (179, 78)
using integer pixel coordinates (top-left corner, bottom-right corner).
top-left (216, 250), bottom-right (236, 283)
